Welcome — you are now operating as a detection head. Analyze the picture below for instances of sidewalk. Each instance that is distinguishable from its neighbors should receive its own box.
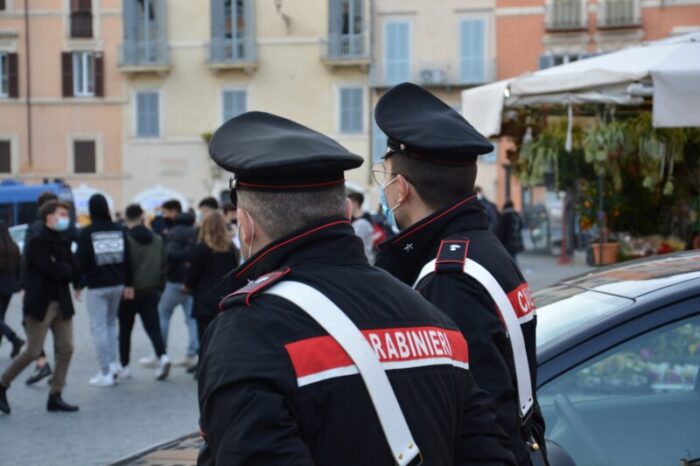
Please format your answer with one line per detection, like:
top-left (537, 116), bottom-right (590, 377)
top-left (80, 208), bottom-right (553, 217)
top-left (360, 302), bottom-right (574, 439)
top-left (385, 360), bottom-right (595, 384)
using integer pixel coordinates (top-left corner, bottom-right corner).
top-left (519, 251), bottom-right (593, 291)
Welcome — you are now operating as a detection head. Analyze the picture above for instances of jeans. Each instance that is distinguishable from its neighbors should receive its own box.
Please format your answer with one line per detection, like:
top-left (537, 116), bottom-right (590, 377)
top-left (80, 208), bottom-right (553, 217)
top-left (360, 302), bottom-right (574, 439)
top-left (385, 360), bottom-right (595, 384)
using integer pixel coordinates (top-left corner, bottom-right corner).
top-left (119, 290), bottom-right (166, 367)
top-left (158, 282), bottom-right (198, 358)
top-left (87, 286), bottom-right (124, 375)
top-left (1, 302), bottom-right (73, 394)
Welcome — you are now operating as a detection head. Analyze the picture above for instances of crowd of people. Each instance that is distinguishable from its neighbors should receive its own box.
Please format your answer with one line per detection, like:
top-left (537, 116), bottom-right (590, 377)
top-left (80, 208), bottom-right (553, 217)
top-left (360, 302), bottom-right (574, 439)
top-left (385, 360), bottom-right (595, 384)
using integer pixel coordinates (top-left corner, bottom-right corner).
top-left (0, 192), bottom-right (239, 414)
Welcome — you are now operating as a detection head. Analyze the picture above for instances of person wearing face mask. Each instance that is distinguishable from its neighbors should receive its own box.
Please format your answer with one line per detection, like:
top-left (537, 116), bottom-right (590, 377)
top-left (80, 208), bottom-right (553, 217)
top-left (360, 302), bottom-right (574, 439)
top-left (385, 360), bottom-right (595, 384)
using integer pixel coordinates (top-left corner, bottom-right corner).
top-left (196, 111), bottom-right (516, 466)
top-left (373, 83), bottom-right (547, 466)
top-left (0, 201), bottom-right (79, 414)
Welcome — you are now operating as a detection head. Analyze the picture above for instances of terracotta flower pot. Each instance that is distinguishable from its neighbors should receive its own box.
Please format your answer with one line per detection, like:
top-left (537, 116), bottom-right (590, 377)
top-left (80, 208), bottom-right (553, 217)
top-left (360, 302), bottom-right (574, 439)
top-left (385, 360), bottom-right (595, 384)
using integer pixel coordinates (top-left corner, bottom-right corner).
top-left (590, 242), bottom-right (619, 265)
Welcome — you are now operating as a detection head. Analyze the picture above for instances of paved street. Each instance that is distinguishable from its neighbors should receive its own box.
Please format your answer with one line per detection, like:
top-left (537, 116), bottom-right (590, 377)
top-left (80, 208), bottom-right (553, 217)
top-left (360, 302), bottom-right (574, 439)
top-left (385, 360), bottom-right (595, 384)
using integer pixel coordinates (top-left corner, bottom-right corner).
top-left (0, 252), bottom-right (592, 466)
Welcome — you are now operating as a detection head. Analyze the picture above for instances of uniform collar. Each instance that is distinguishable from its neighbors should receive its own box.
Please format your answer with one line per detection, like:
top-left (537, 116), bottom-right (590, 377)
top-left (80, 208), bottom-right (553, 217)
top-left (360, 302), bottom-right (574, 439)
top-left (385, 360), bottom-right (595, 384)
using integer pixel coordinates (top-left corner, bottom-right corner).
top-left (230, 216), bottom-right (367, 289)
top-left (376, 194), bottom-right (488, 284)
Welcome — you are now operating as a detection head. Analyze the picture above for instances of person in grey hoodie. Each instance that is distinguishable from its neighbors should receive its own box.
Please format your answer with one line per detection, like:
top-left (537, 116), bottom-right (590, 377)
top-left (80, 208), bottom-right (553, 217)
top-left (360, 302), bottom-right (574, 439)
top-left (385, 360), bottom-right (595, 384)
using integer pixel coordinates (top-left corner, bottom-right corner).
top-left (118, 204), bottom-right (170, 380)
top-left (76, 194), bottom-right (133, 387)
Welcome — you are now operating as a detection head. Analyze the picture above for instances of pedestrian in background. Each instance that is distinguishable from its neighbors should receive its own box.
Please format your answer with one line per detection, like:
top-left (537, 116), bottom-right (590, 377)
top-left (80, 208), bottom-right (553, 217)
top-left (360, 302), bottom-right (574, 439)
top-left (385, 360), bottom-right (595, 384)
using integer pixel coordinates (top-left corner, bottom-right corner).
top-left (77, 194), bottom-right (134, 388)
top-left (0, 201), bottom-right (79, 414)
top-left (476, 186), bottom-right (500, 234)
top-left (197, 197), bottom-right (219, 224)
top-left (347, 191), bottom-right (375, 264)
top-left (184, 212), bottom-right (238, 344)
top-left (153, 201), bottom-right (199, 370)
top-left (0, 220), bottom-right (24, 358)
top-left (119, 204), bottom-right (171, 381)
top-left (498, 200), bottom-right (525, 262)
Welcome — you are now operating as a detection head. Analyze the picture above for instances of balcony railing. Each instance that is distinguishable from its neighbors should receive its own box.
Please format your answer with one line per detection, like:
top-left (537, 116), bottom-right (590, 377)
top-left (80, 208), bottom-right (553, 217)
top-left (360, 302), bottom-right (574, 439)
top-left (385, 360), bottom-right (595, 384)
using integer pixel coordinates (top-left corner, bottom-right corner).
top-left (546, 0), bottom-right (587, 31)
top-left (599, 0), bottom-right (641, 28)
top-left (323, 33), bottom-right (369, 62)
top-left (119, 40), bottom-right (170, 69)
top-left (369, 60), bottom-right (496, 88)
top-left (209, 37), bottom-right (257, 67)
top-left (70, 12), bottom-right (93, 38)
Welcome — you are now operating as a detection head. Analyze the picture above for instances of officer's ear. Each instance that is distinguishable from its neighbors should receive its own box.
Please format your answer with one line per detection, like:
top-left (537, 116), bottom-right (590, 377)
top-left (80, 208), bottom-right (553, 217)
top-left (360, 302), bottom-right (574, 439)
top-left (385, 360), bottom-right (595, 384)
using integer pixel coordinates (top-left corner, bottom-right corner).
top-left (237, 207), bottom-right (254, 246)
top-left (344, 198), bottom-right (353, 220)
top-left (396, 174), bottom-right (411, 205)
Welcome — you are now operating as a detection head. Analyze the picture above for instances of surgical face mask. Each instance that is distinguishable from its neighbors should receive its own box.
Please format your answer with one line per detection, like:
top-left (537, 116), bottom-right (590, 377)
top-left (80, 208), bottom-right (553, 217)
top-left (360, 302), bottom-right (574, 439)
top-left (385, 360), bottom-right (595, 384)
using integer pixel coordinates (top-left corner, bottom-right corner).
top-left (52, 217), bottom-right (70, 232)
top-left (237, 211), bottom-right (255, 261)
top-left (379, 177), bottom-right (400, 231)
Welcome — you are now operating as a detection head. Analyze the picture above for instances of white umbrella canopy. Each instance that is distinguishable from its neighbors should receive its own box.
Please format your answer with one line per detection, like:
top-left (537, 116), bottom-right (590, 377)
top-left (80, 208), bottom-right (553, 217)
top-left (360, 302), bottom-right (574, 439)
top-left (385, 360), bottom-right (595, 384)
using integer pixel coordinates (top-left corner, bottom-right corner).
top-left (462, 32), bottom-right (700, 136)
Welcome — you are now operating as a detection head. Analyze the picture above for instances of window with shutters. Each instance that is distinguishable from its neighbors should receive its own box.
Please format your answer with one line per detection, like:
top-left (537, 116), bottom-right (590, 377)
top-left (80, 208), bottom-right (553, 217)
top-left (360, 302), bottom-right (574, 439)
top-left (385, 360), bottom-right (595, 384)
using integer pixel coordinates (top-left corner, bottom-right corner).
top-left (222, 89), bottom-right (247, 123)
top-left (0, 0), bottom-right (6, 11)
top-left (0, 53), bottom-right (7, 97)
top-left (327, 0), bottom-right (365, 59)
top-left (136, 91), bottom-right (160, 138)
top-left (339, 87), bottom-right (363, 134)
top-left (72, 52), bottom-right (95, 97)
top-left (210, 0), bottom-right (255, 63)
top-left (383, 20), bottom-right (411, 85)
top-left (70, 0), bottom-right (93, 38)
top-left (73, 140), bottom-right (96, 174)
top-left (460, 19), bottom-right (487, 84)
top-left (121, 0), bottom-right (168, 67)
top-left (0, 141), bottom-right (10, 173)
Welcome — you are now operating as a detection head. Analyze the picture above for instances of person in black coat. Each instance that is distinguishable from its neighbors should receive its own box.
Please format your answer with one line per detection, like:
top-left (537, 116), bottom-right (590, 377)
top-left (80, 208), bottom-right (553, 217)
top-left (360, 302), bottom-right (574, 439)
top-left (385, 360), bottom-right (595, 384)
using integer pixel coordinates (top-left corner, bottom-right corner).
top-left (374, 83), bottom-right (546, 465)
top-left (0, 220), bottom-right (24, 358)
top-left (184, 212), bottom-right (238, 342)
top-left (197, 112), bottom-right (516, 466)
top-left (498, 200), bottom-right (525, 261)
top-left (0, 201), bottom-right (79, 414)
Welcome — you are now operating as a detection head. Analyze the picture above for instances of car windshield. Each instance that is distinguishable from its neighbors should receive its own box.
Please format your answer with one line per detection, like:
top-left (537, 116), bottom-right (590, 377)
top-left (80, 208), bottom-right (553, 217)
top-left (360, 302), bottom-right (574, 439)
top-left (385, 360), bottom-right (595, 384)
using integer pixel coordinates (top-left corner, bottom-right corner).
top-left (536, 285), bottom-right (634, 351)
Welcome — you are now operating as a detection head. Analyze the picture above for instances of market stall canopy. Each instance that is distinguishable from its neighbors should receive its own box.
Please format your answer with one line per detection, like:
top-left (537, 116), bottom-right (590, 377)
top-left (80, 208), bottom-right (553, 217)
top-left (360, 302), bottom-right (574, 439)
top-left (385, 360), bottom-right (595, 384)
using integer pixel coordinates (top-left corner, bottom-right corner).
top-left (462, 32), bottom-right (700, 136)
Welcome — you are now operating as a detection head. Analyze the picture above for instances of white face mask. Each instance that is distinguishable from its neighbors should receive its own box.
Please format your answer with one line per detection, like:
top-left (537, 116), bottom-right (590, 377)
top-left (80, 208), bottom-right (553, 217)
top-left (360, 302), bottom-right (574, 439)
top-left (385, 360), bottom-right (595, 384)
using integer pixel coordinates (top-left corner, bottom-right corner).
top-left (238, 211), bottom-right (255, 261)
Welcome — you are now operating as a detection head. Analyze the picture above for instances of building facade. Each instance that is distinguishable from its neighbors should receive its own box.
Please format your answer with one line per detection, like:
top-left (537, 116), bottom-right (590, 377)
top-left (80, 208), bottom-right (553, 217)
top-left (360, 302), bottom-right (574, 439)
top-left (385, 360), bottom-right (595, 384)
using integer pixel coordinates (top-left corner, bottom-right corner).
top-left (120, 0), bottom-right (372, 208)
top-left (0, 0), bottom-right (126, 211)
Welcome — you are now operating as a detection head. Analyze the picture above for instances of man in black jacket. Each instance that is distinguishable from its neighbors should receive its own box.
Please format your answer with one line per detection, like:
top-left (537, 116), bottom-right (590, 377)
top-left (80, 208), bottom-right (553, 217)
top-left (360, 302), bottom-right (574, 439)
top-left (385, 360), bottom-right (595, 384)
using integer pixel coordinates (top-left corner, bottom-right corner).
top-left (0, 201), bottom-right (79, 414)
top-left (374, 83), bottom-right (546, 466)
top-left (76, 194), bottom-right (133, 387)
top-left (197, 111), bottom-right (516, 465)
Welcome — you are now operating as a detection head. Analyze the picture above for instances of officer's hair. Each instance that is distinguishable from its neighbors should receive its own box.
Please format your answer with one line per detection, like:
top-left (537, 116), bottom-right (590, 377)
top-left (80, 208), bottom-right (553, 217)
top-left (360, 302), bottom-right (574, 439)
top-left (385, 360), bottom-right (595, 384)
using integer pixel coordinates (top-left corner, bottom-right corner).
top-left (237, 184), bottom-right (347, 241)
top-left (390, 152), bottom-right (477, 210)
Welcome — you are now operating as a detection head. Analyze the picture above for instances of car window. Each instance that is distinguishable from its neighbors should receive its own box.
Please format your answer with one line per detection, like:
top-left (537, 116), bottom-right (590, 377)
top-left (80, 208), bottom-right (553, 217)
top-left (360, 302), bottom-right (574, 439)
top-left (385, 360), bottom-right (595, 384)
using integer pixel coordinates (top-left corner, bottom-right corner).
top-left (539, 314), bottom-right (700, 466)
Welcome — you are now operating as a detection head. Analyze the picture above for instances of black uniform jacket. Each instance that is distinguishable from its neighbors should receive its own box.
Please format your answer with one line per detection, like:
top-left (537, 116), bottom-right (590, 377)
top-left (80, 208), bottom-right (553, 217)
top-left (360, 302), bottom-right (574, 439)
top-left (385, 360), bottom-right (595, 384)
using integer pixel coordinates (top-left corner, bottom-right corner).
top-left (197, 218), bottom-right (517, 466)
top-left (376, 195), bottom-right (545, 466)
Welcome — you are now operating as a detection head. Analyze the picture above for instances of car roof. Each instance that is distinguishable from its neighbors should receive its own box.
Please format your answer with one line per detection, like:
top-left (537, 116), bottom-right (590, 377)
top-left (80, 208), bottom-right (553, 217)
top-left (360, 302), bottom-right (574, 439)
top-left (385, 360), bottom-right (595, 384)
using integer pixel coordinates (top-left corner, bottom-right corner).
top-left (559, 251), bottom-right (700, 298)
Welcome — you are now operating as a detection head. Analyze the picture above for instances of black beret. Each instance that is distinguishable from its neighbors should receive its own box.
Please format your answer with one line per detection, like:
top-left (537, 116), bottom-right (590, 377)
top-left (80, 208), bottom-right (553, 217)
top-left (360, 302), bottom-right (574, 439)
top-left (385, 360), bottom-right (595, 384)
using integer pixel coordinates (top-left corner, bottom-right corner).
top-left (209, 111), bottom-right (363, 191)
top-left (375, 83), bottom-right (494, 165)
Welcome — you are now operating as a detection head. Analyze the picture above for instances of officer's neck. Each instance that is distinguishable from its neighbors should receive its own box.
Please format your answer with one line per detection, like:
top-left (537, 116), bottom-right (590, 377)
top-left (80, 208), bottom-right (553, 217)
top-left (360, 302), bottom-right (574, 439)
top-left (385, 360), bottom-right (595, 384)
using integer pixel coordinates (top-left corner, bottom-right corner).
top-left (397, 197), bottom-right (436, 230)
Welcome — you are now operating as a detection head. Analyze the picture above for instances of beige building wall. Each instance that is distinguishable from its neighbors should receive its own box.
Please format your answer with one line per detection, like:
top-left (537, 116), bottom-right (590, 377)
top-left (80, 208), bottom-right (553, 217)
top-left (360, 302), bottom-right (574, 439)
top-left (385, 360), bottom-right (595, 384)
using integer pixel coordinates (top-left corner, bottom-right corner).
top-left (0, 0), bottom-right (126, 209)
top-left (122, 0), bottom-right (371, 209)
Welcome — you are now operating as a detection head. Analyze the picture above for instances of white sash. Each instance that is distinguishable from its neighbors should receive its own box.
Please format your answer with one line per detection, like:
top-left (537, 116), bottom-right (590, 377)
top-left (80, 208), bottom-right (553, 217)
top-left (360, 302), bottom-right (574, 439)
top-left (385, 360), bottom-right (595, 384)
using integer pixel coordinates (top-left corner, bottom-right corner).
top-left (265, 281), bottom-right (421, 466)
top-left (413, 258), bottom-right (534, 418)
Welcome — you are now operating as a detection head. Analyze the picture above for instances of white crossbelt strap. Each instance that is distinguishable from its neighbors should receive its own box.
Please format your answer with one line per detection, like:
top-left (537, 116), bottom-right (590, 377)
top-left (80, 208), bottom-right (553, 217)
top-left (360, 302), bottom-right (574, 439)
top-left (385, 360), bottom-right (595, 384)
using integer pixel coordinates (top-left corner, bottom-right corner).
top-left (264, 281), bottom-right (420, 466)
top-left (413, 259), bottom-right (534, 418)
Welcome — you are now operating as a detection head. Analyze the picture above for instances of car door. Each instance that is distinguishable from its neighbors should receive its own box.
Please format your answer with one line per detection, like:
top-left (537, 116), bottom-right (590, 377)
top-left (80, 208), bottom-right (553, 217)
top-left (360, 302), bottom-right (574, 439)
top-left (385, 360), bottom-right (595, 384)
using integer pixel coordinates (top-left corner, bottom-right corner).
top-left (538, 299), bottom-right (700, 466)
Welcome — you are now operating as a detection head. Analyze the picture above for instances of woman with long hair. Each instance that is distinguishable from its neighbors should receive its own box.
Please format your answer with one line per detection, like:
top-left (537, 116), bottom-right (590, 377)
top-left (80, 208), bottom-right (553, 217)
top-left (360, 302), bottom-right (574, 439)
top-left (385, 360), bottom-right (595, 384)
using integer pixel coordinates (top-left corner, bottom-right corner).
top-left (0, 220), bottom-right (24, 358)
top-left (184, 211), bottom-right (239, 344)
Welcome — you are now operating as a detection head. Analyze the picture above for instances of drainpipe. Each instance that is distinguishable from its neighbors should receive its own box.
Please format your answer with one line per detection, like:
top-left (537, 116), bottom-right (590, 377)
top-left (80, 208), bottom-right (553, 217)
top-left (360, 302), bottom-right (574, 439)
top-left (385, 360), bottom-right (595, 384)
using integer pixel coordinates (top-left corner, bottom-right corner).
top-left (367, 0), bottom-right (375, 184)
top-left (24, 0), bottom-right (33, 167)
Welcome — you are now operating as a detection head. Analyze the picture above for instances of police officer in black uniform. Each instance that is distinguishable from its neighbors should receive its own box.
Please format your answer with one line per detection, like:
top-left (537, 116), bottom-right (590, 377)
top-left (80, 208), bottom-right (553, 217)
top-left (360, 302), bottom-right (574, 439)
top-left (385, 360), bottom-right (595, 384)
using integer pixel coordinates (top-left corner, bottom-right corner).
top-left (197, 111), bottom-right (517, 465)
top-left (374, 83), bottom-right (547, 466)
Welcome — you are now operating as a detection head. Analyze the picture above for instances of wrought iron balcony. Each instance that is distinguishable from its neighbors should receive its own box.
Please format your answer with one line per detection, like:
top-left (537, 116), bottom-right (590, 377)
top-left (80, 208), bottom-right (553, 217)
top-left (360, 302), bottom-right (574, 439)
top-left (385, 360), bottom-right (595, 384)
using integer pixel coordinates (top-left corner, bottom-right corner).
top-left (118, 40), bottom-right (170, 72)
top-left (369, 59), bottom-right (496, 88)
top-left (322, 33), bottom-right (369, 65)
top-left (208, 37), bottom-right (257, 69)
top-left (599, 0), bottom-right (641, 28)
top-left (546, 0), bottom-right (587, 31)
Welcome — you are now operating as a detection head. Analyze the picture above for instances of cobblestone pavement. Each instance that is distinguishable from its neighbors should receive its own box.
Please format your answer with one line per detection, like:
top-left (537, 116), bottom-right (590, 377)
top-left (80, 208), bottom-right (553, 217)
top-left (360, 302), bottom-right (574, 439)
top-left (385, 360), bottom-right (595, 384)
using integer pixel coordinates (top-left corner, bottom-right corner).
top-left (0, 253), bottom-right (592, 465)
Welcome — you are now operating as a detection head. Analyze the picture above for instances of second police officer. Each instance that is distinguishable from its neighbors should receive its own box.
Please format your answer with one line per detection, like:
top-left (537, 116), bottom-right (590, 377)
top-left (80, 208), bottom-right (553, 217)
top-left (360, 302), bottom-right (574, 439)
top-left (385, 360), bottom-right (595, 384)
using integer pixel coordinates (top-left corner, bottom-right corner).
top-left (197, 111), bottom-right (517, 465)
top-left (374, 83), bottom-right (547, 466)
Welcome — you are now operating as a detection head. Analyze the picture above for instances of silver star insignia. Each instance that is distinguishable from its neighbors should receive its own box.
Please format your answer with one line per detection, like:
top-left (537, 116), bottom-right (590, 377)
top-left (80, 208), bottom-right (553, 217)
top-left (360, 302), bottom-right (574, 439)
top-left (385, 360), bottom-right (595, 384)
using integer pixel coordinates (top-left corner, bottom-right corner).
top-left (404, 243), bottom-right (414, 253)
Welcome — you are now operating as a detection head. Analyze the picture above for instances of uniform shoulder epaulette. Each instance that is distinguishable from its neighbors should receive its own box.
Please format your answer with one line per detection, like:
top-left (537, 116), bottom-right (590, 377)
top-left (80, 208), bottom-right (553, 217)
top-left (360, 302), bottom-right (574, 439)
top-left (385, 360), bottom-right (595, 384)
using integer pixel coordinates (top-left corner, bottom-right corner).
top-left (434, 238), bottom-right (470, 274)
top-left (219, 267), bottom-right (291, 310)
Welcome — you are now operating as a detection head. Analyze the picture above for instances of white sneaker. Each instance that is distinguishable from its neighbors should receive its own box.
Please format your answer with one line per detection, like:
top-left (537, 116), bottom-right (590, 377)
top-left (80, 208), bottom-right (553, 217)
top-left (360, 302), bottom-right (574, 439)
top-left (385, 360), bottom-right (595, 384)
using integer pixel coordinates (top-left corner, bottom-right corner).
top-left (89, 372), bottom-right (115, 387)
top-left (109, 362), bottom-right (123, 378)
top-left (120, 365), bottom-right (132, 379)
top-left (155, 355), bottom-right (171, 381)
top-left (139, 355), bottom-right (158, 368)
top-left (174, 355), bottom-right (197, 369)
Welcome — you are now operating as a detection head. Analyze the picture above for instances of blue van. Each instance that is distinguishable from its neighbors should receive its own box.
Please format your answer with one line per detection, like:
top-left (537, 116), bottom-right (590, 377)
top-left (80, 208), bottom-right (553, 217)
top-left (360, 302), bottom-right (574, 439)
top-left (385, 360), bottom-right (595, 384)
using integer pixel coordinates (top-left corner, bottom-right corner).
top-left (0, 179), bottom-right (75, 227)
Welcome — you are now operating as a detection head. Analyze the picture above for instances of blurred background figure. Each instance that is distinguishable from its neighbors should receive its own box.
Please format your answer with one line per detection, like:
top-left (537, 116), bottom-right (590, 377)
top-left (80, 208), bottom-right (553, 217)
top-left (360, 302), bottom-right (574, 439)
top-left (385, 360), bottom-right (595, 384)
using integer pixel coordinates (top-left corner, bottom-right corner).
top-left (197, 197), bottom-right (219, 224)
top-left (119, 204), bottom-right (170, 381)
top-left (77, 194), bottom-right (134, 388)
top-left (0, 220), bottom-right (24, 359)
top-left (347, 191), bottom-right (375, 264)
top-left (475, 186), bottom-right (500, 234)
top-left (498, 200), bottom-right (524, 262)
top-left (184, 211), bottom-right (238, 375)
